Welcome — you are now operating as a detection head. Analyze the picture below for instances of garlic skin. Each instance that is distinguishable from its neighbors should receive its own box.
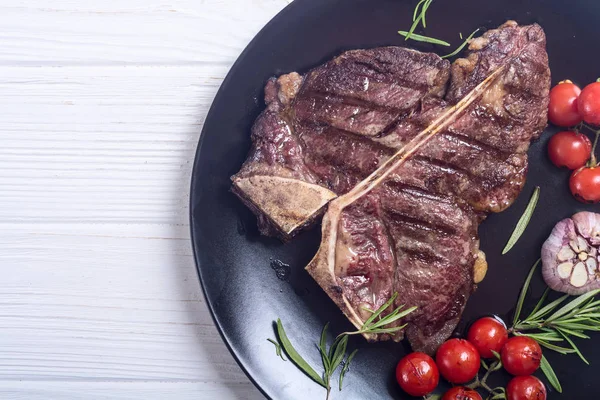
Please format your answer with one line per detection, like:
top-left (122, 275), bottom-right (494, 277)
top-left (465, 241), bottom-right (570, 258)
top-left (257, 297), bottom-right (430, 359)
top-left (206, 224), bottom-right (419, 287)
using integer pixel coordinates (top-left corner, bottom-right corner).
top-left (542, 212), bottom-right (600, 295)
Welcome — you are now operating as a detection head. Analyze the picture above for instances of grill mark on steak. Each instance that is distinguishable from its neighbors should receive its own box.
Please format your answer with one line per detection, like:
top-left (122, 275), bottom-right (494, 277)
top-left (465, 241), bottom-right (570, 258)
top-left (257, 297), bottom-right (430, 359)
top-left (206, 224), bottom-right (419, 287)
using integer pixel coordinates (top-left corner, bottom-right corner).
top-left (384, 209), bottom-right (459, 237)
top-left (296, 90), bottom-right (407, 115)
top-left (350, 60), bottom-right (438, 92)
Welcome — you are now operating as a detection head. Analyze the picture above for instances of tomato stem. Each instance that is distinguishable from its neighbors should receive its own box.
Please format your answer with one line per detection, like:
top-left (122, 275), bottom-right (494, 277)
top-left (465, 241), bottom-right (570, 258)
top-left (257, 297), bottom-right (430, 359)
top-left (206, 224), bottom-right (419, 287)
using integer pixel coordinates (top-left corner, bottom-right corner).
top-left (590, 130), bottom-right (600, 167)
top-left (466, 360), bottom-right (503, 394)
top-left (576, 123), bottom-right (600, 167)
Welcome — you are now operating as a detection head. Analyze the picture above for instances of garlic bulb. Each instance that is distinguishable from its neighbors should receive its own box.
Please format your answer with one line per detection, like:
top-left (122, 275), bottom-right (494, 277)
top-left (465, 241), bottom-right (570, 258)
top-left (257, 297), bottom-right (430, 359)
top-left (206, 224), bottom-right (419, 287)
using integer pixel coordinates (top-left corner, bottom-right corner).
top-left (542, 212), bottom-right (600, 295)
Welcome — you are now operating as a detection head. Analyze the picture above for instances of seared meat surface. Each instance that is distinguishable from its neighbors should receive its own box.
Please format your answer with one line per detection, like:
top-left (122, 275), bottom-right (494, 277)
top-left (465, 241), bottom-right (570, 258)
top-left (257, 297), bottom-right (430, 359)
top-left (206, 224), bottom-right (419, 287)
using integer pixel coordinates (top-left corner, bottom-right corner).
top-left (233, 21), bottom-right (551, 354)
top-left (232, 47), bottom-right (451, 239)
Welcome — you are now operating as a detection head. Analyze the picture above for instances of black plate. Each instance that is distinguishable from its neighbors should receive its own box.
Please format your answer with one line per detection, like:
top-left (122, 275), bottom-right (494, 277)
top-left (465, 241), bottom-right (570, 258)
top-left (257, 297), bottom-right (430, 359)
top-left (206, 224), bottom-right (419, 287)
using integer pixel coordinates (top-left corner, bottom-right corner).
top-left (190, 0), bottom-right (600, 398)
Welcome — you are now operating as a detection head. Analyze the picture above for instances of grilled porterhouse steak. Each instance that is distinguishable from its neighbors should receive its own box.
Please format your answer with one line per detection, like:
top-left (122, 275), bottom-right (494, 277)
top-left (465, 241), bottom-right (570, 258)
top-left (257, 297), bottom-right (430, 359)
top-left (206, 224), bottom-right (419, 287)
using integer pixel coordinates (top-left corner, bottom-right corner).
top-left (233, 21), bottom-right (550, 353)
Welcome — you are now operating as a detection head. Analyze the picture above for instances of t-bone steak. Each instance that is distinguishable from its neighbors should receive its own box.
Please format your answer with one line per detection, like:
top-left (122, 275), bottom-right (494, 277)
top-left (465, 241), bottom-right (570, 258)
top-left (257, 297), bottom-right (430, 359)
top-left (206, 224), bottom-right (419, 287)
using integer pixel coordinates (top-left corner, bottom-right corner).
top-left (232, 21), bottom-right (551, 354)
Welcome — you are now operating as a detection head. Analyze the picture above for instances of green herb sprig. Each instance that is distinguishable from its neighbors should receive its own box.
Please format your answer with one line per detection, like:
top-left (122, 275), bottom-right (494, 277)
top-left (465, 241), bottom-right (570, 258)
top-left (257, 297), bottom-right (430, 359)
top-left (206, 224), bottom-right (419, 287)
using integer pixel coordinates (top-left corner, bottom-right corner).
top-left (502, 186), bottom-right (540, 254)
top-left (399, 0), bottom-right (450, 46)
top-left (273, 294), bottom-right (417, 399)
top-left (510, 260), bottom-right (600, 393)
top-left (340, 292), bottom-right (418, 337)
top-left (441, 28), bottom-right (480, 59)
top-left (317, 323), bottom-right (359, 397)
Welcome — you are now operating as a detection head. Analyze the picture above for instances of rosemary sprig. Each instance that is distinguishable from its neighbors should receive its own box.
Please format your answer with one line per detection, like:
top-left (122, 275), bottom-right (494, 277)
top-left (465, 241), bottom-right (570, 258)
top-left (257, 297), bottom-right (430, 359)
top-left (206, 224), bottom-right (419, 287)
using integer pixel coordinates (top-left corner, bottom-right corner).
top-left (510, 261), bottom-right (600, 392)
top-left (441, 28), bottom-right (480, 59)
top-left (502, 186), bottom-right (540, 254)
top-left (340, 293), bottom-right (418, 337)
top-left (398, 31), bottom-right (451, 46)
top-left (317, 324), bottom-right (350, 399)
top-left (272, 294), bottom-right (414, 399)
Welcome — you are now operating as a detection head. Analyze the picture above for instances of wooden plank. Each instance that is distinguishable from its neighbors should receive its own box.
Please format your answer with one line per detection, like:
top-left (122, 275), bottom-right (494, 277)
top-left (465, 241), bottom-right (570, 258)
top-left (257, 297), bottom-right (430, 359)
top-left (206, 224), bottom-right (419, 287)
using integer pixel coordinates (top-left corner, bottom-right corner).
top-left (0, 0), bottom-right (288, 65)
top-left (1, 381), bottom-right (264, 400)
top-left (0, 65), bottom-right (224, 224)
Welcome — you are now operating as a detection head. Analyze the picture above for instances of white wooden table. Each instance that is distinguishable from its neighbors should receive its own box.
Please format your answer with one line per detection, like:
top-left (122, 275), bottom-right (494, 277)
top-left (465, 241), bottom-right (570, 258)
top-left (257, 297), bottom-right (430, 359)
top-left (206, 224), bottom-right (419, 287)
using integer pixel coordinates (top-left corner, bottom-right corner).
top-left (0, 1), bottom-right (288, 398)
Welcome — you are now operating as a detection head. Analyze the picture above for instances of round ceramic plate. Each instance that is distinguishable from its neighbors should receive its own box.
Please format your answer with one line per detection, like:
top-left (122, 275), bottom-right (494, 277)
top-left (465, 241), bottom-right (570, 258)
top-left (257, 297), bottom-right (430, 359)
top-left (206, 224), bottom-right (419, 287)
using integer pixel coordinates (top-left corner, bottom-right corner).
top-left (190, 0), bottom-right (600, 398)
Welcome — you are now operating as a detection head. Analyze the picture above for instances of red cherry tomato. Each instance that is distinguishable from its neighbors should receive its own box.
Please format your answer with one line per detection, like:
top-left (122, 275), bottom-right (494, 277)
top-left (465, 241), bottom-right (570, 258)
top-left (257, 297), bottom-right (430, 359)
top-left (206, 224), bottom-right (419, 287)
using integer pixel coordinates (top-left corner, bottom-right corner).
top-left (467, 317), bottom-right (509, 358)
top-left (501, 336), bottom-right (542, 376)
top-left (442, 386), bottom-right (483, 400)
top-left (395, 352), bottom-right (439, 396)
top-left (578, 81), bottom-right (600, 126)
top-left (570, 166), bottom-right (600, 203)
top-left (435, 339), bottom-right (480, 383)
top-left (548, 81), bottom-right (582, 127)
top-left (547, 131), bottom-right (592, 169)
top-left (506, 375), bottom-right (547, 400)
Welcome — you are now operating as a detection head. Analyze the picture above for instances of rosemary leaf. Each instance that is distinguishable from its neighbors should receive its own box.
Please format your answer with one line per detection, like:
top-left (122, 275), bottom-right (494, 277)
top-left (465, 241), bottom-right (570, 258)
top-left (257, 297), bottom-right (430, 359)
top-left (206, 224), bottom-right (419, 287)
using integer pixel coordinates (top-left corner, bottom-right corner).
top-left (363, 293), bottom-right (397, 327)
top-left (319, 323), bottom-right (331, 373)
top-left (398, 31), bottom-right (451, 46)
top-left (513, 259), bottom-right (541, 326)
top-left (576, 313), bottom-right (600, 318)
top-left (553, 322), bottom-right (600, 332)
top-left (330, 335), bottom-right (349, 373)
top-left (540, 355), bottom-right (562, 393)
top-left (327, 334), bottom-right (340, 363)
top-left (547, 289), bottom-right (600, 322)
top-left (276, 319), bottom-right (327, 387)
top-left (531, 287), bottom-right (550, 316)
top-left (535, 338), bottom-right (577, 354)
top-left (552, 326), bottom-right (589, 339)
top-left (502, 186), bottom-right (540, 254)
top-left (558, 316), bottom-right (598, 324)
top-left (412, 0), bottom-right (427, 22)
top-left (441, 28), bottom-right (480, 59)
top-left (405, 0), bottom-right (431, 40)
top-left (557, 328), bottom-right (589, 364)
top-left (526, 294), bottom-right (569, 321)
top-left (339, 349), bottom-right (358, 391)
top-left (420, 0), bottom-right (432, 28)
top-left (361, 325), bottom-right (408, 335)
top-left (369, 306), bottom-right (418, 329)
top-left (519, 332), bottom-right (564, 342)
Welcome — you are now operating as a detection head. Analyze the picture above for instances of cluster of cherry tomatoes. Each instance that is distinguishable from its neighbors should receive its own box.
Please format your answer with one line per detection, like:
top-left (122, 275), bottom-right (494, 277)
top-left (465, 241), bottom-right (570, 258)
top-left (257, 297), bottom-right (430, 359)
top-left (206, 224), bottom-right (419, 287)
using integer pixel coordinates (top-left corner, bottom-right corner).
top-left (395, 317), bottom-right (546, 400)
top-left (547, 80), bottom-right (600, 203)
